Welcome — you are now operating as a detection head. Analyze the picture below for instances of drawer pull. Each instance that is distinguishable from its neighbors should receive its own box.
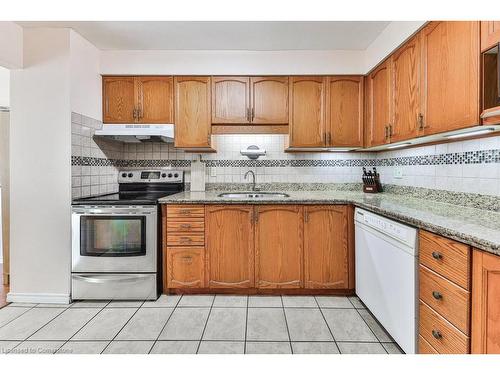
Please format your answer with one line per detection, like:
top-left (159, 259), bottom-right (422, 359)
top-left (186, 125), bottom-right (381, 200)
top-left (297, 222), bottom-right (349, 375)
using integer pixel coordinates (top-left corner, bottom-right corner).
top-left (432, 291), bottom-right (443, 300)
top-left (431, 330), bottom-right (442, 340)
top-left (180, 224), bottom-right (192, 229)
top-left (180, 237), bottom-right (192, 243)
top-left (179, 209), bottom-right (191, 215)
top-left (181, 256), bottom-right (193, 262)
top-left (431, 251), bottom-right (443, 260)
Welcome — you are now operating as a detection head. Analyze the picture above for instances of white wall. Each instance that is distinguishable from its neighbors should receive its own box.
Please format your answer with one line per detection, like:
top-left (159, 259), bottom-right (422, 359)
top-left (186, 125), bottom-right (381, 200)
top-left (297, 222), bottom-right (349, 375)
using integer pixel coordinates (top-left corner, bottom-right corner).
top-left (9, 28), bottom-right (72, 303)
top-left (100, 49), bottom-right (366, 75)
top-left (0, 67), bottom-right (9, 108)
top-left (0, 22), bottom-right (23, 69)
top-left (70, 30), bottom-right (102, 120)
top-left (364, 21), bottom-right (426, 72)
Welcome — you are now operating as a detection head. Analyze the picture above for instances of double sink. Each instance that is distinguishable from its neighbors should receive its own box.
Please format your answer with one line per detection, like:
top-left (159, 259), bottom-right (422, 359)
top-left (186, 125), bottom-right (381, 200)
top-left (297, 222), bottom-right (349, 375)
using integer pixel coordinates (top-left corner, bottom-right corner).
top-left (218, 192), bottom-right (290, 199)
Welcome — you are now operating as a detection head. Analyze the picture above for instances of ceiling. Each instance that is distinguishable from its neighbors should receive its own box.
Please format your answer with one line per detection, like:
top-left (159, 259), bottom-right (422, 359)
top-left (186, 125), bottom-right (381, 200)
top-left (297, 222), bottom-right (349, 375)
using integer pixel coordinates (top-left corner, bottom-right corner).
top-left (17, 21), bottom-right (390, 51)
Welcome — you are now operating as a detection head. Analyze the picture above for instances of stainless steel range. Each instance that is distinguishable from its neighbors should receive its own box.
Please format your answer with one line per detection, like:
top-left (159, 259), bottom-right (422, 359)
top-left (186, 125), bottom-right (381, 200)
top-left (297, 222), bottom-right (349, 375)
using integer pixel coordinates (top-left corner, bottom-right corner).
top-left (71, 169), bottom-right (184, 300)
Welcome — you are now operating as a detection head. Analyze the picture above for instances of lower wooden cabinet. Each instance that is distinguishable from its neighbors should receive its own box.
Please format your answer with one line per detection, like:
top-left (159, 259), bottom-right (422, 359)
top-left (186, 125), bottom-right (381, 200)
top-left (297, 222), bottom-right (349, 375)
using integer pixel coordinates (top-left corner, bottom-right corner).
top-left (205, 205), bottom-right (254, 288)
top-left (304, 205), bottom-right (353, 289)
top-left (472, 249), bottom-right (500, 354)
top-left (255, 205), bottom-right (304, 288)
top-left (165, 247), bottom-right (205, 289)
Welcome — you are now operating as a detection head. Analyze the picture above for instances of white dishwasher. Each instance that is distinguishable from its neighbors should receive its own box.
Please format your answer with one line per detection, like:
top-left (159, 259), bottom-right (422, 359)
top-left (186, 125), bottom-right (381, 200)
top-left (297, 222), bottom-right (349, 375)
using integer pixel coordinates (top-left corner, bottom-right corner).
top-left (354, 208), bottom-right (418, 354)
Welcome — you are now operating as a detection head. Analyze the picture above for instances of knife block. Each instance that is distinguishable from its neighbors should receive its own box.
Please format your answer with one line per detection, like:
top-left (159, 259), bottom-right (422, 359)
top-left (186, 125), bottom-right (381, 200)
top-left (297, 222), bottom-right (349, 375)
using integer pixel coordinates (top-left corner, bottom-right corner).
top-left (362, 173), bottom-right (383, 193)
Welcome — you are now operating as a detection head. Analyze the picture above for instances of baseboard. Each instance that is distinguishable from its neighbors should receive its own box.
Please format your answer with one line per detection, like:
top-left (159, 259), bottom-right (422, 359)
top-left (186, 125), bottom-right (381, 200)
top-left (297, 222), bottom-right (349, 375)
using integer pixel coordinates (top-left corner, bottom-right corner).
top-left (6, 292), bottom-right (71, 304)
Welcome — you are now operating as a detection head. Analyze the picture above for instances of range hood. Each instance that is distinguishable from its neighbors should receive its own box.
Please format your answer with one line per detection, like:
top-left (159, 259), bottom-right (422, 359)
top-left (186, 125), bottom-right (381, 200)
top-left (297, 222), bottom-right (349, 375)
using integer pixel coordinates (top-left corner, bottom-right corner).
top-left (94, 124), bottom-right (174, 143)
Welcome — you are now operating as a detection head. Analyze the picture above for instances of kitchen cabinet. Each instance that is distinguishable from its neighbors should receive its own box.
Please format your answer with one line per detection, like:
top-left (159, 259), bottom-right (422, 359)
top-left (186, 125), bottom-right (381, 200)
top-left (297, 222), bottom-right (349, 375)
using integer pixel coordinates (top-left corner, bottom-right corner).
top-left (165, 247), bottom-right (205, 288)
top-left (255, 205), bottom-right (304, 289)
top-left (304, 205), bottom-right (353, 289)
top-left (250, 77), bottom-right (289, 124)
top-left (205, 205), bottom-right (254, 288)
top-left (472, 249), bottom-right (500, 354)
top-left (211, 77), bottom-right (250, 124)
top-left (102, 76), bottom-right (173, 124)
top-left (481, 21), bottom-right (500, 52)
top-left (366, 60), bottom-right (391, 146)
top-left (288, 76), bottom-right (327, 148)
top-left (174, 76), bottom-right (214, 150)
top-left (212, 76), bottom-right (288, 125)
top-left (102, 76), bottom-right (136, 123)
top-left (420, 21), bottom-right (480, 135)
top-left (326, 76), bottom-right (364, 147)
top-left (390, 35), bottom-right (422, 142)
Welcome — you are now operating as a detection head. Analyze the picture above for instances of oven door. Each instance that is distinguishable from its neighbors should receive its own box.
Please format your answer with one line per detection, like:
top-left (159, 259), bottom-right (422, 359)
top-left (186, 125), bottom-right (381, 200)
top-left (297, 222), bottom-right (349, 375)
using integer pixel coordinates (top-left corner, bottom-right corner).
top-left (72, 205), bottom-right (157, 273)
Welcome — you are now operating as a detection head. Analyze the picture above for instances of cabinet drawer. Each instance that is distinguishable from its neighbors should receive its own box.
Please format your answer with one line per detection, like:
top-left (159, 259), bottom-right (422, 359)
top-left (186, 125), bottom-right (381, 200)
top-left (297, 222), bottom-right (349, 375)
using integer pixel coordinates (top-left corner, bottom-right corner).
top-left (419, 230), bottom-right (470, 290)
top-left (167, 205), bottom-right (205, 218)
top-left (167, 219), bottom-right (205, 233)
top-left (165, 247), bottom-right (205, 288)
top-left (167, 234), bottom-right (205, 246)
top-left (419, 265), bottom-right (470, 334)
top-left (419, 301), bottom-right (470, 354)
top-left (418, 335), bottom-right (438, 354)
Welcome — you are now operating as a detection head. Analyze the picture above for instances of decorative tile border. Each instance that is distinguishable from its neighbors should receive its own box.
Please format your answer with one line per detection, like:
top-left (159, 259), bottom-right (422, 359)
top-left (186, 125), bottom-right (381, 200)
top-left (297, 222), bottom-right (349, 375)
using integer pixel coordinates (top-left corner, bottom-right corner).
top-left (72, 148), bottom-right (500, 168)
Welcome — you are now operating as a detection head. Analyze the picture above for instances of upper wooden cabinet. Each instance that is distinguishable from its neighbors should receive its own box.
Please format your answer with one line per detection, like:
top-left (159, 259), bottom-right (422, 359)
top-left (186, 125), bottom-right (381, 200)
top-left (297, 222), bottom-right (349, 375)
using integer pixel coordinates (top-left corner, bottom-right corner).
top-left (205, 205), bottom-right (254, 288)
top-left (211, 77), bottom-right (250, 124)
top-left (420, 21), bottom-right (480, 135)
top-left (255, 205), bottom-right (304, 289)
top-left (366, 60), bottom-right (391, 147)
top-left (102, 77), bottom-right (136, 123)
top-left (288, 76), bottom-right (327, 148)
top-left (481, 21), bottom-right (500, 51)
top-left (174, 76), bottom-right (213, 150)
top-left (472, 249), bottom-right (500, 354)
top-left (304, 205), bottom-right (353, 289)
top-left (102, 76), bottom-right (173, 124)
top-left (390, 35), bottom-right (422, 143)
top-left (212, 76), bottom-right (288, 124)
top-left (250, 77), bottom-right (289, 124)
top-left (326, 76), bottom-right (364, 147)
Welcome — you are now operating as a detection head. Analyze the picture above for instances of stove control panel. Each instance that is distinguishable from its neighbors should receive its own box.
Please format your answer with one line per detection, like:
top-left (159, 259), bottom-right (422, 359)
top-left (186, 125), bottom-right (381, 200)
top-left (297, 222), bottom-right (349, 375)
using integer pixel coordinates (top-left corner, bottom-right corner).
top-left (118, 170), bottom-right (184, 183)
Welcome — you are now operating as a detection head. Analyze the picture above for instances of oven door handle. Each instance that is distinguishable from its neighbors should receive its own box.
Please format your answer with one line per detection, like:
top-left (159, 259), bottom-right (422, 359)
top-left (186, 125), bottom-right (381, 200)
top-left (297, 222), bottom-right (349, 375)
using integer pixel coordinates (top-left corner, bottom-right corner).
top-left (73, 274), bottom-right (152, 284)
top-left (73, 210), bottom-right (156, 215)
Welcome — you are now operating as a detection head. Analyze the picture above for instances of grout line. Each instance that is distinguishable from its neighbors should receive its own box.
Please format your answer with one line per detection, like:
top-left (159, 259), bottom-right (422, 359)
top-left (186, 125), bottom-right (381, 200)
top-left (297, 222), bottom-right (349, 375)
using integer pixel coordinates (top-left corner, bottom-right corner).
top-left (279, 296), bottom-right (293, 354)
top-left (0, 304), bottom-right (38, 329)
top-left (314, 296), bottom-right (341, 354)
top-left (353, 305), bottom-right (388, 353)
top-left (100, 305), bottom-right (142, 354)
top-left (196, 295), bottom-right (215, 354)
top-left (148, 295), bottom-right (182, 354)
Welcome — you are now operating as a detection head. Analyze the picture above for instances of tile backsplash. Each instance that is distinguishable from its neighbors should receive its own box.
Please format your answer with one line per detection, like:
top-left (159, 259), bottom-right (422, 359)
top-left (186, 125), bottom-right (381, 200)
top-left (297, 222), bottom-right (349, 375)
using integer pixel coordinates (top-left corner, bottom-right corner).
top-left (71, 112), bottom-right (500, 199)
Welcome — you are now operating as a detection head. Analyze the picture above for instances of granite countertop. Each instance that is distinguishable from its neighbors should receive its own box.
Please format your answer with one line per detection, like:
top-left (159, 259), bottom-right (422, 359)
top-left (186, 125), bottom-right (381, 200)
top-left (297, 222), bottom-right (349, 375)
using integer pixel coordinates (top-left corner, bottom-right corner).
top-left (159, 190), bottom-right (500, 256)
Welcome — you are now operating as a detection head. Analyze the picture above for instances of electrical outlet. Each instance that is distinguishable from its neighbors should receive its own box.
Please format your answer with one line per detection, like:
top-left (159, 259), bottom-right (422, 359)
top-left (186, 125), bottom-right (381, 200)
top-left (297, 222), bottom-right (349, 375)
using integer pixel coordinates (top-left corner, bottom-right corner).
top-left (393, 167), bottom-right (403, 179)
top-left (210, 167), bottom-right (216, 177)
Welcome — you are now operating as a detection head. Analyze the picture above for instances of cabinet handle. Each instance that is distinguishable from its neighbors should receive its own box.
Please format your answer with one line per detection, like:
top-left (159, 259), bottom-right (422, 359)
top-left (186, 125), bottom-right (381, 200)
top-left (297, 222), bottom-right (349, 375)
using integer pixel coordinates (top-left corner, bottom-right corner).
top-left (304, 211), bottom-right (309, 223)
top-left (251, 107), bottom-right (255, 121)
top-left (255, 209), bottom-right (259, 223)
top-left (432, 251), bottom-right (443, 260)
top-left (180, 237), bottom-right (192, 243)
top-left (133, 108), bottom-right (138, 120)
top-left (179, 224), bottom-right (192, 229)
top-left (246, 108), bottom-right (251, 122)
top-left (181, 256), bottom-right (193, 262)
top-left (384, 125), bottom-right (389, 139)
top-left (207, 134), bottom-right (211, 145)
top-left (388, 124), bottom-right (393, 137)
top-left (179, 209), bottom-right (191, 215)
top-left (432, 291), bottom-right (443, 300)
top-left (417, 113), bottom-right (424, 130)
top-left (432, 330), bottom-right (442, 340)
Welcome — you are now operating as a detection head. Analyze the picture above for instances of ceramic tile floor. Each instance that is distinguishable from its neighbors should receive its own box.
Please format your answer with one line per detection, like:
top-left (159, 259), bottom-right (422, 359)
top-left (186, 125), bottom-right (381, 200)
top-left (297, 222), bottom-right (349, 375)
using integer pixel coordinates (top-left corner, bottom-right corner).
top-left (0, 295), bottom-right (403, 354)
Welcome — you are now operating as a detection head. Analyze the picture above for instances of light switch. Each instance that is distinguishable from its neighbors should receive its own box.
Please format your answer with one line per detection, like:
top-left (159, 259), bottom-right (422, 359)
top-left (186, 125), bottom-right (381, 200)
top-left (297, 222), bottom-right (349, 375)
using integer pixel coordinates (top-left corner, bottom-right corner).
top-left (210, 167), bottom-right (216, 177)
top-left (393, 167), bottom-right (403, 179)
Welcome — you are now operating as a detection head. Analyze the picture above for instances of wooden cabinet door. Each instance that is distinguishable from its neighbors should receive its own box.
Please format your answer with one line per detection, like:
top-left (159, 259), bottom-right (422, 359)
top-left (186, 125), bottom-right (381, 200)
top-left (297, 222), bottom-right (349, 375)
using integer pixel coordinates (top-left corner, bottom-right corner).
top-left (390, 35), bottom-right (421, 142)
top-left (481, 21), bottom-right (500, 52)
top-left (174, 76), bottom-right (212, 149)
top-left (165, 247), bottom-right (205, 289)
top-left (255, 205), bottom-right (303, 289)
top-left (205, 205), bottom-right (254, 288)
top-left (136, 76), bottom-right (173, 123)
top-left (326, 76), bottom-right (364, 147)
top-left (472, 249), bottom-right (500, 354)
top-left (250, 77), bottom-right (289, 124)
top-left (366, 60), bottom-right (391, 146)
top-left (103, 76), bottom-right (136, 123)
top-left (304, 205), bottom-right (352, 289)
top-left (288, 76), bottom-right (326, 148)
top-left (212, 77), bottom-right (250, 124)
top-left (421, 21), bottom-right (480, 135)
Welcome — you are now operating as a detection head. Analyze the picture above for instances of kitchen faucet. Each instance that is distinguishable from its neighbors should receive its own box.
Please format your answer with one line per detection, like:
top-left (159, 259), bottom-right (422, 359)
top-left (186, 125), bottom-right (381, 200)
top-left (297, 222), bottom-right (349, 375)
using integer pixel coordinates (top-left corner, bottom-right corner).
top-left (244, 170), bottom-right (258, 191)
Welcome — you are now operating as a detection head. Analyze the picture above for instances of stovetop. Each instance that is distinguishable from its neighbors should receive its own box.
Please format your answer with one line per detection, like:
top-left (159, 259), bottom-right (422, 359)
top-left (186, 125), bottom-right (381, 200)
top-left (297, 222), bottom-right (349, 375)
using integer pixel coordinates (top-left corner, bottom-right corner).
top-left (72, 169), bottom-right (184, 206)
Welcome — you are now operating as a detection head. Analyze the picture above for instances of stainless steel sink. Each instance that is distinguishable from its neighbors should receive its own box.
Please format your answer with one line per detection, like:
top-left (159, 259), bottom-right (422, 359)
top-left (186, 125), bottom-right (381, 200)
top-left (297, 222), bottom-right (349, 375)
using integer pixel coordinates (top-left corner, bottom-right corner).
top-left (218, 192), bottom-right (290, 199)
